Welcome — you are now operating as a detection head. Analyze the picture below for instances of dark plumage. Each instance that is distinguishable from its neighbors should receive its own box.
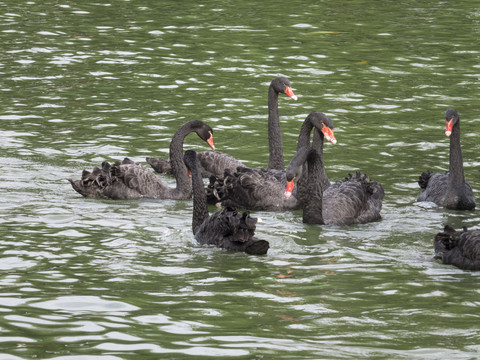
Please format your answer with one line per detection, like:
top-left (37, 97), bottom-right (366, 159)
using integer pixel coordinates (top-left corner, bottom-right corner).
top-left (207, 112), bottom-right (337, 211)
top-left (68, 120), bottom-right (214, 200)
top-left (146, 76), bottom-right (297, 177)
top-left (184, 150), bottom-right (269, 255)
top-left (434, 225), bottom-right (480, 270)
top-left (285, 114), bottom-right (384, 225)
top-left (147, 151), bottom-right (244, 178)
top-left (417, 109), bottom-right (475, 210)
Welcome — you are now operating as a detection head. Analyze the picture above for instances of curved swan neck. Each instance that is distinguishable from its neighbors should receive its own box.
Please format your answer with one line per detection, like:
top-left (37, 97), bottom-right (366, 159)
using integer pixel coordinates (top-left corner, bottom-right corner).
top-left (297, 117), bottom-right (314, 150)
top-left (267, 84), bottom-right (284, 170)
top-left (296, 113), bottom-right (332, 200)
top-left (447, 120), bottom-right (466, 190)
top-left (169, 122), bottom-right (194, 198)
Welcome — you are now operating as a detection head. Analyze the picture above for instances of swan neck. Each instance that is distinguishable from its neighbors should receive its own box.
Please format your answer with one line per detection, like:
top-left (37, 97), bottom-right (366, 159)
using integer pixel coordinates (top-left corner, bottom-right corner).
top-left (267, 85), bottom-right (284, 170)
top-left (190, 159), bottom-right (210, 234)
top-left (312, 128), bottom-right (330, 188)
top-left (448, 121), bottom-right (465, 190)
top-left (303, 149), bottom-right (325, 224)
top-left (169, 123), bottom-right (194, 197)
top-left (297, 118), bottom-right (314, 150)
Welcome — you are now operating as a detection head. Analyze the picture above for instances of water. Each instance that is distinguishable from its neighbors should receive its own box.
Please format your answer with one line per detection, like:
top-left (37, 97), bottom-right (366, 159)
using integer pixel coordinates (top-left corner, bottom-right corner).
top-left (1, 0), bottom-right (480, 358)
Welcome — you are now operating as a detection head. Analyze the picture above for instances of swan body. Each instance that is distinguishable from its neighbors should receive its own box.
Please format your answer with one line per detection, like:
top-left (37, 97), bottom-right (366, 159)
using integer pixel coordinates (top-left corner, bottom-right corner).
top-left (147, 151), bottom-right (245, 178)
top-left (147, 76), bottom-right (297, 177)
top-left (417, 109), bottom-right (475, 210)
top-left (285, 114), bottom-right (384, 225)
top-left (184, 150), bottom-right (269, 255)
top-left (207, 112), bottom-right (337, 211)
top-left (68, 120), bottom-right (215, 200)
top-left (434, 225), bottom-right (480, 270)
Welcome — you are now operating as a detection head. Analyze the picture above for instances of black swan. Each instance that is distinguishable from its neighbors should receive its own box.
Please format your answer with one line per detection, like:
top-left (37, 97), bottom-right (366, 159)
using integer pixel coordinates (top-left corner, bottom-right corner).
top-left (434, 225), bottom-right (480, 270)
top-left (417, 109), bottom-right (475, 210)
top-left (284, 114), bottom-right (384, 225)
top-left (68, 120), bottom-right (215, 200)
top-left (146, 76), bottom-right (297, 177)
top-left (183, 150), bottom-right (269, 255)
top-left (207, 112), bottom-right (337, 211)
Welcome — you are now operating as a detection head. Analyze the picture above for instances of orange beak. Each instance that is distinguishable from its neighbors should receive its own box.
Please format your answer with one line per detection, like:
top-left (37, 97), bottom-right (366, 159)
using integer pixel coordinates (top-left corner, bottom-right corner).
top-left (284, 86), bottom-right (298, 101)
top-left (207, 131), bottom-right (215, 150)
top-left (284, 180), bottom-right (294, 198)
top-left (445, 118), bottom-right (453, 137)
top-left (322, 124), bottom-right (337, 144)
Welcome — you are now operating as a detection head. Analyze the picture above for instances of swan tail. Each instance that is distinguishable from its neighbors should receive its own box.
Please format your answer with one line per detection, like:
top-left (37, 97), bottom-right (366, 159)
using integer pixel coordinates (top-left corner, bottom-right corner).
top-left (69, 159), bottom-right (165, 199)
top-left (418, 171), bottom-right (432, 190)
top-left (68, 162), bottom-right (113, 198)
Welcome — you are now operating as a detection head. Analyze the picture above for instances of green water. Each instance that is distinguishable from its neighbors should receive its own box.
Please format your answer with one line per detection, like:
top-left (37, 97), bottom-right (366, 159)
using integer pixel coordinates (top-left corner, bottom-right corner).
top-left (1, 0), bottom-right (480, 359)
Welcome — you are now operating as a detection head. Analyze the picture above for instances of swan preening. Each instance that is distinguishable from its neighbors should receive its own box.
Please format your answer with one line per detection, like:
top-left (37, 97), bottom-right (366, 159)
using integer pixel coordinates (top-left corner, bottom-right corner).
top-left (417, 109), bottom-right (475, 210)
top-left (147, 76), bottom-right (297, 177)
top-left (68, 120), bottom-right (215, 200)
top-left (184, 150), bottom-right (269, 255)
top-left (434, 225), bottom-right (480, 271)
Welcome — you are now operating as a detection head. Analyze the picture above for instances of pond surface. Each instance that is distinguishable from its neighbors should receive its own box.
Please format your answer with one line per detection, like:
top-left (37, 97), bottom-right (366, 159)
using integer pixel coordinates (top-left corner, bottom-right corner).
top-left (1, 0), bottom-right (480, 359)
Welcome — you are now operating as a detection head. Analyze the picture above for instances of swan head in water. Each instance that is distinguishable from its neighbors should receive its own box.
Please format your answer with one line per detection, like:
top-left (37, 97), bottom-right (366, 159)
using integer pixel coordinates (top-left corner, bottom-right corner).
top-left (445, 108), bottom-right (459, 137)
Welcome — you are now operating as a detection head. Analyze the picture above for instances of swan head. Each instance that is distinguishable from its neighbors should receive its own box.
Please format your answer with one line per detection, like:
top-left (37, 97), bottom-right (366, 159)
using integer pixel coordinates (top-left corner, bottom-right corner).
top-left (308, 112), bottom-right (337, 144)
top-left (190, 120), bottom-right (215, 150)
top-left (445, 109), bottom-right (458, 137)
top-left (271, 76), bottom-right (298, 101)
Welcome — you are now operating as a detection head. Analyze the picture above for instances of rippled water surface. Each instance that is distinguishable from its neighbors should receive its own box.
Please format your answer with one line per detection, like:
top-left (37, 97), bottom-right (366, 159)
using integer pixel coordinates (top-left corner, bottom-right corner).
top-left (1, 0), bottom-right (480, 359)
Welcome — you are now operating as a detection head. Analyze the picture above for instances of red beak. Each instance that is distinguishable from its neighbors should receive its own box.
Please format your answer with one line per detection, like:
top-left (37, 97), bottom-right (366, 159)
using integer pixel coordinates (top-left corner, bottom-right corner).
top-left (284, 180), bottom-right (294, 198)
top-left (284, 86), bottom-right (298, 101)
top-left (207, 131), bottom-right (215, 150)
top-left (322, 124), bottom-right (337, 144)
top-left (445, 119), bottom-right (453, 137)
